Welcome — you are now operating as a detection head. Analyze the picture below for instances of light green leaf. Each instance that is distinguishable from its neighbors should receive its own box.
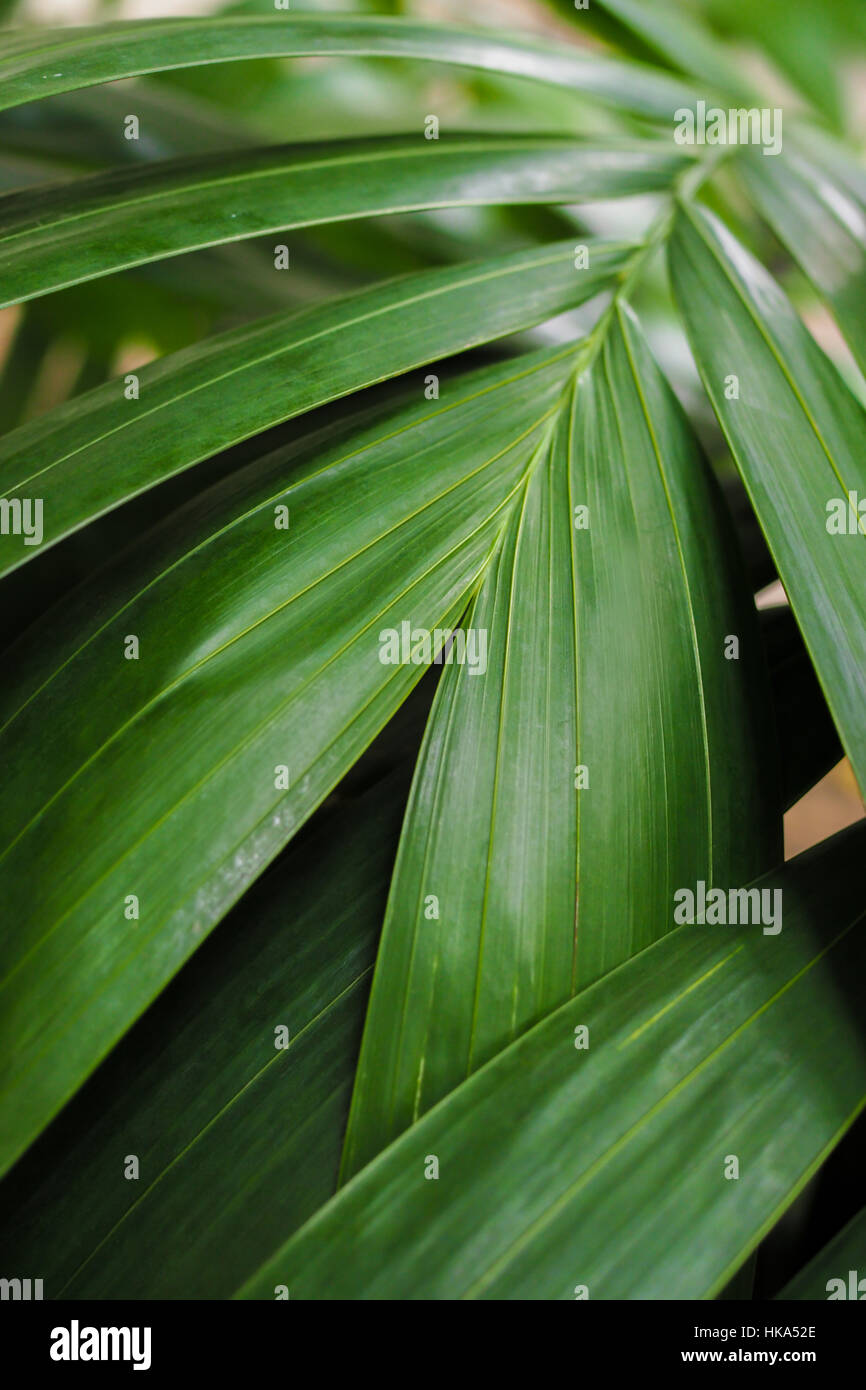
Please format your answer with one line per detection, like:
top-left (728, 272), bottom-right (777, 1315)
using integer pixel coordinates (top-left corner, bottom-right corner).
top-left (740, 143), bottom-right (866, 376)
top-left (240, 820), bottom-right (866, 1300)
top-left (0, 237), bottom-right (631, 579)
top-left (583, 0), bottom-right (748, 96)
top-left (793, 125), bottom-right (866, 210)
top-left (670, 202), bottom-right (866, 796)
top-left (700, 0), bottom-right (848, 130)
top-left (340, 306), bottom-right (781, 1180)
top-left (0, 344), bottom-right (572, 1178)
top-left (0, 14), bottom-right (702, 118)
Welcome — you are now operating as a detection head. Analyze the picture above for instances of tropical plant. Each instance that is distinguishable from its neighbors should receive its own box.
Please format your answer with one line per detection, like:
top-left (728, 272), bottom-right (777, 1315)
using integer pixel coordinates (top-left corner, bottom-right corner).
top-left (0, 0), bottom-right (864, 1301)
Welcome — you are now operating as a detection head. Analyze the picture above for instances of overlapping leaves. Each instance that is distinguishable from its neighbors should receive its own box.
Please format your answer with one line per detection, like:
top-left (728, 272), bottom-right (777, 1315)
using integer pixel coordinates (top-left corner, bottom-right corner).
top-left (342, 306), bottom-right (780, 1180)
top-left (0, 3), bottom-right (863, 1307)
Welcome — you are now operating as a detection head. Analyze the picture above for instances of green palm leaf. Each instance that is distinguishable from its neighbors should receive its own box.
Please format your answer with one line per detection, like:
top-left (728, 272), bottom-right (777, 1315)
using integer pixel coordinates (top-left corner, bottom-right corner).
top-left (0, 0), bottom-right (863, 1311)
top-left (583, 0), bottom-right (747, 95)
top-left (0, 345), bottom-right (570, 1177)
top-left (739, 143), bottom-right (866, 377)
top-left (0, 135), bottom-right (690, 308)
top-left (0, 238), bottom-right (630, 578)
top-left (0, 14), bottom-right (701, 117)
top-left (0, 769), bottom-right (405, 1298)
top-left (670, 202), bottom-right (866, 795)
top-left (341, 305), bottom-right (780, 1179)
top-left (241, 821), bottom-right (866, 1300)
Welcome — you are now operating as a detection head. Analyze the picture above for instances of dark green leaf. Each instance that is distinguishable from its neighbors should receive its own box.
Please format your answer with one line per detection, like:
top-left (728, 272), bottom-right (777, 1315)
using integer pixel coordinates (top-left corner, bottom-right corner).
top-left (777, 1205), bottom-right (866, 1299)
top-left (0, 237), bottom-right (631, 578)
top-left (241, 821), bottom-right (866, 1300)
top-left (0, 769), bottom-right (406, 1298)
top-left (0, 134), bottom-right (691, 309)
top-left (341, 306), bottom-right (781, 1179)
top-left (0, 344), bottom-right (571, 1178)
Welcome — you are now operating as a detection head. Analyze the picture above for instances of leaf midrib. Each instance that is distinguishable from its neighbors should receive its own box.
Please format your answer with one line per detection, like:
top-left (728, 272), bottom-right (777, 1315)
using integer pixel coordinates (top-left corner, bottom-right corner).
top-left (615, 304), bottom-right (714, 889)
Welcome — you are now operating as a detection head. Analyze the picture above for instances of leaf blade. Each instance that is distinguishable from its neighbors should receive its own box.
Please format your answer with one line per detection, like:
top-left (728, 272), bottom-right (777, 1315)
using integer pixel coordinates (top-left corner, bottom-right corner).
top-left (0, 769), bottom-right (406, 1298)
top-left (341, 306), bottom-right (781, 1179)
top-left (0, 14), bottom-right (702, 118)
top-left (0, 135), bottom-right (691, 309)
top-left (740, 143), bottom-right (866, 376)
top-left (0, 237), bottom-right (631, 579)
top-left (240, 822), bottom-right (866, 1300)
top-left (670, 202), bottom-right (866, 796)
top-left (0, 345), bottom-right (572, 1177)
